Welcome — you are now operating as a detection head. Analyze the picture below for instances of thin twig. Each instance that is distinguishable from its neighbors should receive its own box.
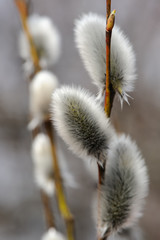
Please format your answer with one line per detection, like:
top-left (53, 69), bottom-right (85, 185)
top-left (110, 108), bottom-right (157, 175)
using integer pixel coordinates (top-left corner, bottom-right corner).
top-left (104, 227), bottom-right (112, 240)
top-left (98, 2), bottom-right (113, 236)
top-left (98, 1), bottom-right (116, 240)
top-left (15, 0), bottom-right (41, 74)
top-left (100, 227), bottom-right (112, 240)
top-left (44, 120), bottom-right (75, 240)
top-left (97, 164), bottom-right (106, 185)
top-left (41, 190), bottom-right (55, 229)
top-left (106, 0), bottom-right (111, 19)
top-left (15, 0), bottom-right (55, 230)
top-left (97, 162), bottom-right (106, 240)
top-left (32, 127), bottom-right (55, 229)
top-left (104, 0), bottom-right (111, 117)
top-left (15, 2), bottom-right (75, 239)
top-left (104, 4), bottom-right (116, 117)
top-left (97, 163), bottom-right (106, 240)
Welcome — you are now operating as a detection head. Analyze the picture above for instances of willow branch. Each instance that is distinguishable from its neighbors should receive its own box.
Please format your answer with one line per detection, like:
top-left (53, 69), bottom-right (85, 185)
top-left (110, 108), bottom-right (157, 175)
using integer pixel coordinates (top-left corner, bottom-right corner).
top-left (15, 0), bottom-right (41, 74)
top-left (104, 0), bottom-right (111, 117)
top-left (41, 190), bottom-right (55, 229)
top-left (106, 0), bottom-right (111, 18)
top-left (97, 162), bottom-right (106, 240)
top-left (104, 1), bottom-right (116, 117)
top-left (98, 2), bottom-right (116, 240)
top-left (44, 120), bottom-right (75, 240)
top-left (99, 2), bottom-right (116, 194)
top-left (15, 2), bottom-right (75, 237)
top-left (16, 2), bottom-right (75, 236)
top-left (15, 0), bottom-right (55, 230)
top-left (100, 228), bottom-right (112, 240)
top-left (31, 127), bottom-right (56, 229)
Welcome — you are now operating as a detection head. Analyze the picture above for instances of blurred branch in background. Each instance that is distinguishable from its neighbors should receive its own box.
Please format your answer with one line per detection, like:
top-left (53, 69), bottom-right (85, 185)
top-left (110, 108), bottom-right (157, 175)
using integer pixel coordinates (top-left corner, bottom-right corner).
top-left (14, 1), bottom-right (75, 239)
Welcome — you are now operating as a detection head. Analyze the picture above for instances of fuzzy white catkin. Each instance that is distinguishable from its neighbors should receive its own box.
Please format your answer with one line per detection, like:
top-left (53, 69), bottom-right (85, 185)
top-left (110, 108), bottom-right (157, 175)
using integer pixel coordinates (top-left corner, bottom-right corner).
top-left (31, 133), bottom-right (55, 196)
top-left (19, 14), bottom-right (61, 74)
top-left (28, 70), bottom-right (58, 130)
top-left (51, 86), bottom-right (115, 165)
top-left (100, 134), bottom-right (149, 236)
top-left (42, 228), bottom-right (66, 240)
top-left (74, 13), bottom-right (136, 104)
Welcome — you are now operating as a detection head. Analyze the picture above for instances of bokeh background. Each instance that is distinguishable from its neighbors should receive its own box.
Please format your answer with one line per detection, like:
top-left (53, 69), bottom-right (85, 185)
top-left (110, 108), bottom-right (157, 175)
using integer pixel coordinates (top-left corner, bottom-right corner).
top-left (0, 0), bottom-right (160, 239)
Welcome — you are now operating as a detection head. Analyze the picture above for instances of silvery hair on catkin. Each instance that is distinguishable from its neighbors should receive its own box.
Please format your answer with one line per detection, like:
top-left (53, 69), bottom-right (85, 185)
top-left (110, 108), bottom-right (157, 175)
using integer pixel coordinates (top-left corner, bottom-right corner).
top-left (100, 134), bottom-right (149, 236)
top-left (74, 13), bottom-right (136, 104)
top-left (51, 86), bottom-right (115, 165)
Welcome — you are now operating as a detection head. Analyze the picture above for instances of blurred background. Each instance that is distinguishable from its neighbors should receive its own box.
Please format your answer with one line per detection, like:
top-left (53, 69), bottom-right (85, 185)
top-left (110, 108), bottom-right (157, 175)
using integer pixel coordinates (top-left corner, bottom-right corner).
top-left (0, 0), bottom-right (160, 239)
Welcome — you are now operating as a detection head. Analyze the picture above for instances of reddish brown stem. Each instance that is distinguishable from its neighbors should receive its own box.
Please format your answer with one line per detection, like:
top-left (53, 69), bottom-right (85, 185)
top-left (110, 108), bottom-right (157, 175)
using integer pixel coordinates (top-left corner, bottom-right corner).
top-left (105, 2), bottom-right (116, 117)
top-left (104, 29), bottom-right (111, 117)
top-left (98, 1), bottom-right (115, 239)
top-left (41, 190), bottom-right (55, 229)
top-left (106, 0), bottom-right (111, 18)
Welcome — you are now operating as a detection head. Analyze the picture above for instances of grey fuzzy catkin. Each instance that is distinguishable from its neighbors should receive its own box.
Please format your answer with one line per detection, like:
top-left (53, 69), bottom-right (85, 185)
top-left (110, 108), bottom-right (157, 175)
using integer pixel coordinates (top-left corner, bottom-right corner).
top-left (74, 13), bottom-right (136, 105)
top-left (28, 70), bottom-right (59, 130)
top-left (31, 133), bottom-right (55, 196)
top-left (100, 135), bottom-right (148, 235)
top-left (101, 162), bottom-right (135, 229)
top-left (52, 86), bottom-right (115, 165)
top-left (19, 15), bottom-right (61, 75)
